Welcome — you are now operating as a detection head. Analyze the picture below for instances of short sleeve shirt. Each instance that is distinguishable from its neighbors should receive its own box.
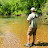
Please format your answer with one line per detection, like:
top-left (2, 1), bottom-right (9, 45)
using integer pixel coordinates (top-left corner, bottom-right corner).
top-left (27, 13), bottom-right (38, 28)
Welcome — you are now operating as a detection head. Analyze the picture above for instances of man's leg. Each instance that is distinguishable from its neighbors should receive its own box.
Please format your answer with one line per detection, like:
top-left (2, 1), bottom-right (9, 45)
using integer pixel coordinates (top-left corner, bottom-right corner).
top-left (24, 27), bottom-right (32, 47)
top-left (32, 35), bottom-right (36, 46)
top-left (27, 35), bottom-right (30, 43)
top-left (24, 35), bottom-right (31, 47)
top-left (27, 27), bottom-right (32, 43)
top-left (32, 28), bottom-right (37, 46)
top-left (33, 35), bottom-right (36, 43)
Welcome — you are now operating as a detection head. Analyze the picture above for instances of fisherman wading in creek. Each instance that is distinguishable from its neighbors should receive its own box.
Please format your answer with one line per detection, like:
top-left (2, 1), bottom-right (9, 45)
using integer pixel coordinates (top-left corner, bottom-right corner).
top-left (24, 7), bottom-right (38, 47)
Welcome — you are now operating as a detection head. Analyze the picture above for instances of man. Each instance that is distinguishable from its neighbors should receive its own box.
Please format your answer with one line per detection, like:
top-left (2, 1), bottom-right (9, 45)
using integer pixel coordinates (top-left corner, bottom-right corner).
top-left (24, 7), bottom-right (38, 47)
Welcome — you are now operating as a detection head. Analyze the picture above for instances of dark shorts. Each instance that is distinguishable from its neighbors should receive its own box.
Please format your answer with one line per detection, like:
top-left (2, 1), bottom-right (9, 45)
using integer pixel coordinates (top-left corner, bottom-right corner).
top-left (27, 27), bottom-right (37, 36)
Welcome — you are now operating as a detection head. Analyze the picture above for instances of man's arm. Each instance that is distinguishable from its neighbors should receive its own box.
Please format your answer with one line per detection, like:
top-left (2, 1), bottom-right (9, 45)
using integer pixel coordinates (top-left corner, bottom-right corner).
top-left (27, 14), bottom-right (31, 23)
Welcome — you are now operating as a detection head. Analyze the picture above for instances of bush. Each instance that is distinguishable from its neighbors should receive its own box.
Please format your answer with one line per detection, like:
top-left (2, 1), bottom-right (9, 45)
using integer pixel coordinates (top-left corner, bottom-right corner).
top-left (0, 0), bottom-right (47, 15)
top-left (41, 1), bottom-right (48, 17)
top-left (41, 1), bottom-right (48, 23)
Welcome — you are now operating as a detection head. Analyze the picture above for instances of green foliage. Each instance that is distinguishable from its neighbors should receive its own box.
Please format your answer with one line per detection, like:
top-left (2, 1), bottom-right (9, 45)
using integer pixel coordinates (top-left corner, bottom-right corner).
top-left (0, 0), bottom-right (47, 15)
top-left (41, 1), bottom-right (48, 17)
top-left (41, 1), bottom-right (48, 23)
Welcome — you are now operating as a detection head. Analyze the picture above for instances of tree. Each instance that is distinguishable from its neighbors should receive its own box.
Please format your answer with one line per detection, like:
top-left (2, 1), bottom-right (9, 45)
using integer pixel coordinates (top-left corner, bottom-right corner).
top-left (41, 0), bottom-right (48, 23)
top-left (0, 0), bottom-right (47, 15)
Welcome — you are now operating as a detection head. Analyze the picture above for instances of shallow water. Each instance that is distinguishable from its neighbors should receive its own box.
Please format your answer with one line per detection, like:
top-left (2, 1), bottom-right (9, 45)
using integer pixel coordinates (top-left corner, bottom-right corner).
top-left (0, 16), bottom-right (48, 48)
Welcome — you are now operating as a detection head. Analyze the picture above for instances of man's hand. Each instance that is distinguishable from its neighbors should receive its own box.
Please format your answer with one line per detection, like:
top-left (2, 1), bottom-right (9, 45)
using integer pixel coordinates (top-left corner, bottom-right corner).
top-left (27, 20), bottom-right (29, 22)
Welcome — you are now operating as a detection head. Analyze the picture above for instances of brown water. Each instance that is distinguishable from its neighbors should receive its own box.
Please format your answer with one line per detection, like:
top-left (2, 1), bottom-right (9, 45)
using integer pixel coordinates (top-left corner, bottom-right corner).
top-left (0, 16), bottom-right (48, 48)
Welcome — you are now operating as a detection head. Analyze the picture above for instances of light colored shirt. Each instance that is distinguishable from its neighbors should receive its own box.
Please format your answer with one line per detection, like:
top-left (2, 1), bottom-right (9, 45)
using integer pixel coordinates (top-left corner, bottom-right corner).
top-left (27, 13), bottom-right (38, 28)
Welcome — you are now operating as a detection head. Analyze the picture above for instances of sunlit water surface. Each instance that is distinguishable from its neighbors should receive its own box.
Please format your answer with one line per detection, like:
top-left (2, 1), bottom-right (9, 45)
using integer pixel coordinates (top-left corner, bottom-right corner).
top-left (0, 16), bottom-right (48, 48)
